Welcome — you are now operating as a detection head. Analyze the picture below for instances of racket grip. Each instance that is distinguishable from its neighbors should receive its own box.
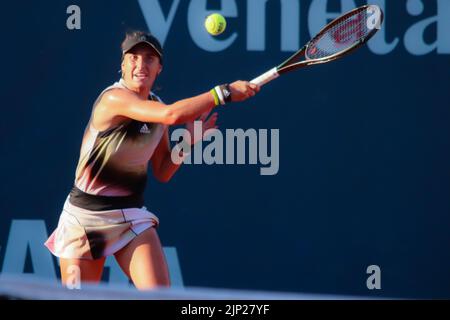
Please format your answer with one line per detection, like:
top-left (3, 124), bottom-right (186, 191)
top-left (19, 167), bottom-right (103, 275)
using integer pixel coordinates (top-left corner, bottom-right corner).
top-left (250, 67), bottom-right (279, 87)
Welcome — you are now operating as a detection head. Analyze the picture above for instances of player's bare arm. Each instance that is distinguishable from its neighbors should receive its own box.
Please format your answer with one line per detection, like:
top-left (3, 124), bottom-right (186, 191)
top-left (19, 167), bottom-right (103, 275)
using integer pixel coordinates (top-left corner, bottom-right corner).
top-left (92, 81), bottom-right (259, 130)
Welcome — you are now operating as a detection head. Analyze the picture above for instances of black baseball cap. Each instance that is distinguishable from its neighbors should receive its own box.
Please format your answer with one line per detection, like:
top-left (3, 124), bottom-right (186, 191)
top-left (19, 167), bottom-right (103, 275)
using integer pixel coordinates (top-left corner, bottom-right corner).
top-left (121, 31), bottom-right (163, 64)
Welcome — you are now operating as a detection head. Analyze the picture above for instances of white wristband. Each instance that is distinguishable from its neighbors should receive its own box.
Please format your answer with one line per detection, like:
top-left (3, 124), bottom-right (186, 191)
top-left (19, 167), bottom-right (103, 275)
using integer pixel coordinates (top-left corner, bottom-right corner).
top-left (214, 86), bottom-right (225, 105)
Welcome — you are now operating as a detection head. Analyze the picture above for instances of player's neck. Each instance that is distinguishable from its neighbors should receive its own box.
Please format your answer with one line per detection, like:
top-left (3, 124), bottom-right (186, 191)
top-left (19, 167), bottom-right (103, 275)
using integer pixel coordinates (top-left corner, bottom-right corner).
top-left (121, 79), bottom-right (151, 99)
top-left (136, 87), bottom-right (151, 99)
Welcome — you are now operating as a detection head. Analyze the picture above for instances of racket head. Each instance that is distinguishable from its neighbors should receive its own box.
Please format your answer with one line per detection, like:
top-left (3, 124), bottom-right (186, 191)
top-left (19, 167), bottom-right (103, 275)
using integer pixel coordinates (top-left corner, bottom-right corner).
top-left (277, 5), bottom-right (383, 74)
top-left (305, 5), bottom-right (383, 61)
top-left (252, 5), bottom-right (384, 86)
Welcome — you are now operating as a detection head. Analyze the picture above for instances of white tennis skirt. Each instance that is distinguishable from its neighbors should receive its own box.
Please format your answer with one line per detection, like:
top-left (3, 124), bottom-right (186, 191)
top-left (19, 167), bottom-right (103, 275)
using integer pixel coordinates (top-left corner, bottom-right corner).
top-left (45, 196), bottom-right (159, 260)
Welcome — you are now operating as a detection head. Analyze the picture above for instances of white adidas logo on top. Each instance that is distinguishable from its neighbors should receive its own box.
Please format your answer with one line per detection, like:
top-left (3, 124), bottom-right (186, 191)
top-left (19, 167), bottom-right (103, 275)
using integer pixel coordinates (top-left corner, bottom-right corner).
top-left (140, 124), bottom-right (151, 134)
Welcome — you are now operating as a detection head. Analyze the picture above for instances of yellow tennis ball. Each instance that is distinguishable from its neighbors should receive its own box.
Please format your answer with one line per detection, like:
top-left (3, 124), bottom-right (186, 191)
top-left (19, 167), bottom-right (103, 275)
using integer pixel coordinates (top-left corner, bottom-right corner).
top-left (205, 13), bottom-right (227, 36)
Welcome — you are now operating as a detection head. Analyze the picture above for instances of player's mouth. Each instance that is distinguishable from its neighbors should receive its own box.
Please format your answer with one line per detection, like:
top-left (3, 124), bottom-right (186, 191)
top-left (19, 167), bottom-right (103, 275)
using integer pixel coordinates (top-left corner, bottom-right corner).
top-left (133, 73), bottom-right (149, 80)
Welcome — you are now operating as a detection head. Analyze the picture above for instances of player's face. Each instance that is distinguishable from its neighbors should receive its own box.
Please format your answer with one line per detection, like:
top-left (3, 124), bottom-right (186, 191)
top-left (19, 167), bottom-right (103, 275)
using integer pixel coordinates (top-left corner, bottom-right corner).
top-left (122, 44), bottom-right (161, 91)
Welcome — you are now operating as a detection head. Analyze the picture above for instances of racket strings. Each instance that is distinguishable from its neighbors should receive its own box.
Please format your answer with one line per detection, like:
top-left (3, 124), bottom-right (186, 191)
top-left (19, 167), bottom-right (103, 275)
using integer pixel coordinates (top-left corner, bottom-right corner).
top-left (306, 9), bottom-right (371, 60)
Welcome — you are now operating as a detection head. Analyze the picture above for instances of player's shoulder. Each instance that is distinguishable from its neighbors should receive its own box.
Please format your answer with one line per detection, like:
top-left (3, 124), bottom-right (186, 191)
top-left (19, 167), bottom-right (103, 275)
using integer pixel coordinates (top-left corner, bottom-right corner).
top-left (99, 87), bottom-right (138, 106)
top-left (103, 87), bottom-right (133, 98)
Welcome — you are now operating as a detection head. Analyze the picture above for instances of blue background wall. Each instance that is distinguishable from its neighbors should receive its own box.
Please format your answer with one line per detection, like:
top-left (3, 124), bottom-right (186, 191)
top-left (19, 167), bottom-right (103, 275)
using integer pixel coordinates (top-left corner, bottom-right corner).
top-left (1, 0), bottom-right (449, 298)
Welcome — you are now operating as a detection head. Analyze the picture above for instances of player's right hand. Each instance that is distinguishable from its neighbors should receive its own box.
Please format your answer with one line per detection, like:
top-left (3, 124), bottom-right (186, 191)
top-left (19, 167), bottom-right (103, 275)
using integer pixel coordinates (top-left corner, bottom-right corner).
top-left (229, 81), bottom-right (260, 102)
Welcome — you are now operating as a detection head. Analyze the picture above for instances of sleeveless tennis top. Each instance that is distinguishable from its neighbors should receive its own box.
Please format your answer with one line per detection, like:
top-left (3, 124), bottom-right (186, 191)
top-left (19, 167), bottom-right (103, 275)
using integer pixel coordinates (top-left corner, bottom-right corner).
top-left (70, 79), bottom-right (167, 209)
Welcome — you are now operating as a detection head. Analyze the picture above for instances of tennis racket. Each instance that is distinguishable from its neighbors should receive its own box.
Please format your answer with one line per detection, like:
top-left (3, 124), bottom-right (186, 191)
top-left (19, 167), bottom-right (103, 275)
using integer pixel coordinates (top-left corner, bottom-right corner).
top-left (250, 5), bottom-right (383, 86)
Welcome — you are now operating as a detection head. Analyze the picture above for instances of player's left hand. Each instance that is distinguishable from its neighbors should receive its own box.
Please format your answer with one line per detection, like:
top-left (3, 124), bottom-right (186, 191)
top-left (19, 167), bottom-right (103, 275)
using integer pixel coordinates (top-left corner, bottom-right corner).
top-left (184, 110), bottom-right (218, 145)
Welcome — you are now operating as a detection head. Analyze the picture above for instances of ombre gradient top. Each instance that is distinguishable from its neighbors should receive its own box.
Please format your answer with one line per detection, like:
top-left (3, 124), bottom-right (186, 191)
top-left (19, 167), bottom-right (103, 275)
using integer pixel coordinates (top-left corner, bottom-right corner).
top-left (74, 79), bottom-right (166, 196)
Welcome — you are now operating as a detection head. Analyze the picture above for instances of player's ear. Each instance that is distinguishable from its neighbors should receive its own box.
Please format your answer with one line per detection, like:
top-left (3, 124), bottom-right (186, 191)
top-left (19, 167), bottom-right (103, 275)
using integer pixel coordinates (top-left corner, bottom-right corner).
top-left (158, 66), bottom-right (163, 75)
top-left (120, 60), bottom-right (124, 77)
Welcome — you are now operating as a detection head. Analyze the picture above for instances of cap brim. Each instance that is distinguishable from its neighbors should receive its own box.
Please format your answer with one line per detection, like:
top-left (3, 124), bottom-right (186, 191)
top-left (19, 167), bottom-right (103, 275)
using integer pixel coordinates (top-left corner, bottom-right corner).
top-left (123, 41), bottom-right (162, 58)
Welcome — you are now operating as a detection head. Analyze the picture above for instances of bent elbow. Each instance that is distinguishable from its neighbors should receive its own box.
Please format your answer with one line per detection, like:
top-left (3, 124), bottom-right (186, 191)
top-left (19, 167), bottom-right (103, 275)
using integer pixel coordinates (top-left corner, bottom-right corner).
top-left (163, 108), bottom-right (180, 126)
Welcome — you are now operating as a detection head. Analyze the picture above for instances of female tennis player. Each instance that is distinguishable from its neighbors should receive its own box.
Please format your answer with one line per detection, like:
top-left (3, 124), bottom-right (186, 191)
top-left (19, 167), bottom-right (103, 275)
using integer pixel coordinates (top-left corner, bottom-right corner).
top-left (45, 31), bottom-right (260, 290)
